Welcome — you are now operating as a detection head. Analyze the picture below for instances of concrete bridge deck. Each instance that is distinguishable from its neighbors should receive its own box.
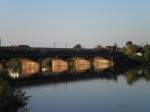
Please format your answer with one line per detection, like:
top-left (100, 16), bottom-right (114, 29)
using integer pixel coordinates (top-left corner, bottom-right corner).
top-left (0, 47), bottom-right (114, 59)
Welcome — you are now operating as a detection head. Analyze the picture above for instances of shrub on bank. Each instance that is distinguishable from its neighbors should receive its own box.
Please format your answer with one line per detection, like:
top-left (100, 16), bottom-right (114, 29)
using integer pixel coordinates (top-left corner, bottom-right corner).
top-left (0, 71), bottom-right (30, 112)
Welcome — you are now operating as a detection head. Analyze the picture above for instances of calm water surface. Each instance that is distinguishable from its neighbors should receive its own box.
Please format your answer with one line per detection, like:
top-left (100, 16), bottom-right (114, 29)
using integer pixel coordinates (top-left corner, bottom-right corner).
top-left (23, 67), bottom-right (150, 112)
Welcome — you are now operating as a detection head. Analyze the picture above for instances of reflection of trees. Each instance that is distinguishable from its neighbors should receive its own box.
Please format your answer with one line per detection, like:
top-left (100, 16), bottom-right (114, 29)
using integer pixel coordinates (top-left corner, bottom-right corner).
top-left (6, 58), bottom-right (21, 73)
top-left (0, 72), bottom-right (30, 112)
top-left (143, 67), bottom-right (150, 81)
top-left (125, 66), bottom-right (150, 85)
top-left (41, 58), bottom-right (51, 74)
top-left (144, 45), bottom-right (150, 63)
top-left (125, 69), bottom-right (139, 85)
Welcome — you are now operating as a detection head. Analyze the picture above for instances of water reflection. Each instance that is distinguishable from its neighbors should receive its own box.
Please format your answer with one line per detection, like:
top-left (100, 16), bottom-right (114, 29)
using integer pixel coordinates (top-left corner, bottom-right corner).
top-left (0, 58), bottom-right (113, 79)
top-left (6, 59), bottom-right (20, 79)
top-left (21, 59), bottom-right (40, 77)
top-left (0, 58), bottom-right (150, 86)
top-left (21, 66), bottom-right (150, 112)
top-left (124, 66), bottom-right (150, 85)
top-left (1, 59), bottom-right (150, 112)
top-left (8, 70), bottom-right (19, 79)
top-left (73, 57), bottom-right (91, 72)
top-left (93, 57), bottom-right (113, 71)
top-left (12, 66), bottom-right (150, 87)
top-left (51, 59), bottom-right (68, 73)
top-left (0, 59), bottom-right (150, 112)
top-left (41, 58), bottom-right (51, 75)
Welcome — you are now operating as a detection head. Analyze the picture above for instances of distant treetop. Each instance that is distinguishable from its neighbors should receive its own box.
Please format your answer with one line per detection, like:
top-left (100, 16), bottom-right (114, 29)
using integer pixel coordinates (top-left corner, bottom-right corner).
top-left (126, 41), bottom-right (133, 46)
top-left (73, 44), bottom-right (82, 50)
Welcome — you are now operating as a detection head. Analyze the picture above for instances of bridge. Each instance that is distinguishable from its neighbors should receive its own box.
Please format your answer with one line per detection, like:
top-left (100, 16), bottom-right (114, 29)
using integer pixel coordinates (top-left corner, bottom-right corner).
top-left (0, 46), bottom-right (115, 59)
top-left (0, 46), bottom-right (139, 79)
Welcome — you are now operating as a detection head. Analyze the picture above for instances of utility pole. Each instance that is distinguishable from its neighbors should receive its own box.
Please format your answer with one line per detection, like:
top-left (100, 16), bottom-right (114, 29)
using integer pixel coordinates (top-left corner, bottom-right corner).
top-left (65, 42), bottom-right (68, 48)
top-left (54, 42), bottom-right (56, 48)
top-left (142, 41), bottom-right (143, 47)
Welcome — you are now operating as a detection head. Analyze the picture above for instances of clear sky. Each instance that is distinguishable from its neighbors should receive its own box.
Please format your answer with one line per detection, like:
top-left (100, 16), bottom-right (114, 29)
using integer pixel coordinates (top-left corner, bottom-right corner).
top-left (0, 0), bottom-right (150, 47)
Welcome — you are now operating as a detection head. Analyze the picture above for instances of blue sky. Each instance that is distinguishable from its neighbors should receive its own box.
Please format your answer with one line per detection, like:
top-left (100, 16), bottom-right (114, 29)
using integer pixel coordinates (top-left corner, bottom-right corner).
top-left (0, 0), bottom-right (150, 47)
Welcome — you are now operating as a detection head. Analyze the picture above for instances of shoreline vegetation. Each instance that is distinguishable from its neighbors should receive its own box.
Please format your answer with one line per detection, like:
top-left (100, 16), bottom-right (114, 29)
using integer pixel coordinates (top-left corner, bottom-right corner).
top-left (119, 41), bottom-right (150, 65)
top-left (0, 72), bottom-right (30, 112)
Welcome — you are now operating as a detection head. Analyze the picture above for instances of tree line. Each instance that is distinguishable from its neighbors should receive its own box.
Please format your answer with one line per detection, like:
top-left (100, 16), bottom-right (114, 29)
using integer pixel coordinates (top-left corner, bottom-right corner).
top-left (73, 41), bottom-right (150, 64)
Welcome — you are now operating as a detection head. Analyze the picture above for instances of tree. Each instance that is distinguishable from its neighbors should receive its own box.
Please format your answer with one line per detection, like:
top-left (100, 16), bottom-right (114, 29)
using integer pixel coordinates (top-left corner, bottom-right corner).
top-left (143, 45), bottom-right (150, 63)
top-left (0, 78), bottom-right (30, 112)
top-left (126, 41), bottom-right (133, 46)
top-left (6, 58), bottom-right (21, 73)
top-left (73, 44), bottom-right (82, 50)
top-left (124, 41), bottom-right (139, 55)
top-left (94, 45), bottom-right (102, 50)
top-left (113, 43), bottom-right (118, 52)
top-left (126, 44), bottom-right (138, 54)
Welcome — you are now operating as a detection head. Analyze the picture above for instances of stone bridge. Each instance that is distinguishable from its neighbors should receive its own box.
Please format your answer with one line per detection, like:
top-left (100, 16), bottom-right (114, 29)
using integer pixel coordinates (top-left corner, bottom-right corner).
top-left (0, 47), bottom-right (115, 60)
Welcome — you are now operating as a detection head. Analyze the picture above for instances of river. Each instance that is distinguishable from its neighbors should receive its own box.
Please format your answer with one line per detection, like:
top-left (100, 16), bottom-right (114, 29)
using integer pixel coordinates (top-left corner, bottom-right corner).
top-left (20, 66), bottom-right (150, 112)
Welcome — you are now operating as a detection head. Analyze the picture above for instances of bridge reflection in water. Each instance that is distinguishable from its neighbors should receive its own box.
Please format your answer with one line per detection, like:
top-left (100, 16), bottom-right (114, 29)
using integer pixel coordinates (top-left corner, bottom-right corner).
top-left (51, 59), bottom-right (69, 73)
top-left (0, 57), bottom-right (113, 79)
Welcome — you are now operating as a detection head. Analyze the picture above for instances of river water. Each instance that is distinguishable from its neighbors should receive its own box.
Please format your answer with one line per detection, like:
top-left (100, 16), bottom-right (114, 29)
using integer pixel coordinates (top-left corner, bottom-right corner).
top-left (21, 66), bottom-right (150, 112)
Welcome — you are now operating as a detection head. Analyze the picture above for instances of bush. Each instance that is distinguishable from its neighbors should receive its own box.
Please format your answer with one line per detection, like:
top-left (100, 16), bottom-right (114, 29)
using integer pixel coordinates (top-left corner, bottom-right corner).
top-left (0, 79), bottom-right (30, 112)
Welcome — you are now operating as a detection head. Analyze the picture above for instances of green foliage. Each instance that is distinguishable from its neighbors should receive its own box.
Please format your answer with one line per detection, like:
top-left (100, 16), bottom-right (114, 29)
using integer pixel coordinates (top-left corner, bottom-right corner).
top-left (144, 52), bottom-right (150, 62)
top-left (94, 45), bottom-right (102, 50)
top-left (126, 41), bottom-right (133, 46)
top-left (125, 68), bottom-right (139, 85)
top-left (73, 44), bottom-right (82, 50)
top-left (143, 66), bottom-right (150, 81)
top-left (128, 54), bottom-right (144, 63)
top-left (143, 45), bottom-right (150, 63)
top-left (125, 44), bottom-right (139, 55)
top-left (0, 71), bottom-right (30, 112)
top-left (125, 66), bottom-right (150, 85)
top-left (6, 58), bottom-right (21, 72)
top-left (41, 58), bottom-right (51, 67)
top-left (0, 79), bottom-right (30, 112)
top-left (0, 71), bottom-right (11, 82)
top-left (120, 41), bottom-right (146, 63)
top-left (122, 41), bottom-right (140, 55)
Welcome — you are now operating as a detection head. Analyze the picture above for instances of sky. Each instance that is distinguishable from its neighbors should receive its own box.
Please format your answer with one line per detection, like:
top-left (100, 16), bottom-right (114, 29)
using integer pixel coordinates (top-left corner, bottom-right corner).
top-left (0, 0), bottom-right (150, 48)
